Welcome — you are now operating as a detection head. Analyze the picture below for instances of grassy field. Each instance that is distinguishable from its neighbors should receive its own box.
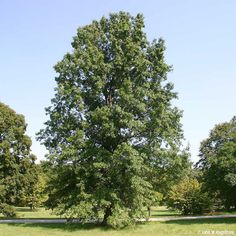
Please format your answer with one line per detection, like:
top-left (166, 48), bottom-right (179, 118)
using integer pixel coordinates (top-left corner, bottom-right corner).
top-left (1, 206), bottom-right (235, 219)
top-left (0, 206), bottom-right (235, 236)
top-left (150, 206), bottom-right (180, 217)
top-left (15, 207), bottom-right (56, 219)
top-left (0, 206), bottom-right (180, 219)
top-left (0, 207), bottom-right (56, 219)
top-left (0, 218), bottom-right (235, 236)
top-left (150, 206), bottom-right (236, 217)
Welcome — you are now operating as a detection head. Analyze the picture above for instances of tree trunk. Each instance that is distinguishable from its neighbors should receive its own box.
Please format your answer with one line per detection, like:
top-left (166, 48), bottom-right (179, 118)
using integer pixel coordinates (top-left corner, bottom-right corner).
top-left (147, 206), bottom-right (151, 218)
top-left (102, 207), bottom-right (112, 226)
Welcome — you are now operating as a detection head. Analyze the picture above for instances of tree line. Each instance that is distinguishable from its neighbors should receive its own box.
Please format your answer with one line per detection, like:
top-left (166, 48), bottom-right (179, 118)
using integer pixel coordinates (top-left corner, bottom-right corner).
top-left (0, 12), bottom-right (235, 228)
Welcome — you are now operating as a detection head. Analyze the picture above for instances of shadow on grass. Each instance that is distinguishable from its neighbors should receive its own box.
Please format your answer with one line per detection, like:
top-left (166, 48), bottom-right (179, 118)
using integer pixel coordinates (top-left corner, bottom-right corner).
top-left (8, 222), bottom-right (112, 232)
top-left (8, 222), bottom-right (148, 232)
top-left (151, 209), bottom-right (180, 217)
top-left (6, 218), bottom-right (236, 232)
top-left (216, 209), bottom-right (236, 214)
top-left (164, 217), bottom-right (236, 225)
top-left (15, 207), bottom-right (38, 212)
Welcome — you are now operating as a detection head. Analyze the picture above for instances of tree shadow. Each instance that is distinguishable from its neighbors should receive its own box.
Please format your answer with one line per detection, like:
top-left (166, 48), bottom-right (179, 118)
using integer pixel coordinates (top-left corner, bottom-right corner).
top-left (8, 222), bottom-right (147, 232)
top-left (151, 209), bottom-right (180, 217)
top-left (15, 207), bottom-right (38, 212)
top-left (5, 218), bottom-right (236, 232)
top-left (8, 222), bottom-right (112, 232)
top-left (164, 217), bottom-right (236, 225)
top-left (14, 207), bottom-right (54, 215)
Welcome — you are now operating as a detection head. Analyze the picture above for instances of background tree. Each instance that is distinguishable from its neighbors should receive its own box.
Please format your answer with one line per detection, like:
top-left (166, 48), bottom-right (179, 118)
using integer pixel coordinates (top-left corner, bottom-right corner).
top-left (149, 148), bottom-right (191, 198)
top-left (38, 12), bottom-right (188, 228)
top-left (21, 164), bottom-right (48, 210)
top-left (0, 102), bottom-right (38, 216)
top-left (196, 116), bottom-right (236, 209)
top-left (166, 177), bottom-right (212, 215)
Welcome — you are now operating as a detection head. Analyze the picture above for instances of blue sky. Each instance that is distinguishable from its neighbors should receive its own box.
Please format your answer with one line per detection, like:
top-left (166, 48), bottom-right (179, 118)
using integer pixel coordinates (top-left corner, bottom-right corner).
top-left (0, 0), bottom-right (235, 162)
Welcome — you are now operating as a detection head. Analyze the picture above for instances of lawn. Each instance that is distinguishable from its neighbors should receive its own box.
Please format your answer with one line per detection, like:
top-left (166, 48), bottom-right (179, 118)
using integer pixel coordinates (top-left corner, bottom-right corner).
top-left (0, 207), bottom-right (57, 219)
top-left (150, 206), bottom-right (180, 217)
top-left (1, 206), bottom-right (235, 219)
top-left (150, 206), bottom-right (236, 217)
top-left (15, 207), bottom-right (56, 219)
top-left (0, 206), bottom-right (179, 219)
top-left (0, 207), bottom-right (235, 236)
top-left (0, 218), bottom-right (235, 236)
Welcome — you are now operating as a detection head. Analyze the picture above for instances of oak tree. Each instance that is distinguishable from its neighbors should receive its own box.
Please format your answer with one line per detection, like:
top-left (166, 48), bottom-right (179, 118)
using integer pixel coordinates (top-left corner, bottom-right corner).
top-left (0, 102), bottom-right (38, 215)
top-left (38, 12), bottom-right (187, 227)
top-left (197, 117), bottom-right (236, 209)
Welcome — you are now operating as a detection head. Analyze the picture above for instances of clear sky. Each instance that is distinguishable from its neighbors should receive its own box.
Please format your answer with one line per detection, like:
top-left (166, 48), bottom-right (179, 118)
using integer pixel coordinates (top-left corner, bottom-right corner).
top-left (1, 0), bottom-right (236, 162)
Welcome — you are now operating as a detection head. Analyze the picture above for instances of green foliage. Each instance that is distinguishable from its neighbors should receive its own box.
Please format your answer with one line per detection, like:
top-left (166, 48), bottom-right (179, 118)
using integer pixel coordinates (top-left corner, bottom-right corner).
top-left (196, 117), bottom-right (236, 209)
top-left (37, 12), bottom-right (186, 228)
top-left (0, 203), bottom-right (16, 218)
top-left (167, 178), bottom-right (212, 215)
top-left (0, 102), bottom-right (38, 208)
top-left (153, 192), bottom-right (164, 205)
top-left (106, 204), bottom-right (133, 229)
top-left (22, 165), bottom-right (48, 209)
top-left (148, 148), bottom-right (191, 199)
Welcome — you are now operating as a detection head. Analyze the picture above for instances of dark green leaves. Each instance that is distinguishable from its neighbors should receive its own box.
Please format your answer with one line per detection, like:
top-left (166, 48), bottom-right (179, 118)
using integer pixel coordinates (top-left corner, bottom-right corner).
top-left (0, 102), bottom-right (38, 214)
top-left (38, 12), bottom-right (186, 228)
top-left (197, 116), bottom-right (236, 209)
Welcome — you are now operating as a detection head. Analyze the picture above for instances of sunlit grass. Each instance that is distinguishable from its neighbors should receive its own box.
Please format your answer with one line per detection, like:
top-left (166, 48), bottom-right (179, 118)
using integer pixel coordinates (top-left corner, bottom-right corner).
top-left (0, 218), bottom-right (235, 236)
top-left (0, 206), bottom-right (235, 236)
top-left (0, 207), bottom-right (57, 219)
top-left (0, 206), bottom-right (235, 219)
top-left (150, 206), bottom-right (180, 217)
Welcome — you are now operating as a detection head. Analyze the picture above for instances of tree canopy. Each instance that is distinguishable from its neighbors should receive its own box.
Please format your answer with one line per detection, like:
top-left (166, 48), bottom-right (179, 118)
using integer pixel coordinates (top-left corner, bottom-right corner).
top-left (167, 177), bottom-right (212, 215)
top-left (38, 12), bottom-right (188, 228)
top-left (196, 116), bottom-right (236, 209)
top-left (0, 102), bottom-right (38, 215)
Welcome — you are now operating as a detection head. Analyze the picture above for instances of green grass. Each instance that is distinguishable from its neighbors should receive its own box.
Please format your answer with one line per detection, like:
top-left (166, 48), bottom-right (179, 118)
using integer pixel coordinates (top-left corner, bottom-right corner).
top-left (0, 207), bottom-right (57, 219)
top-left (1, 206), bottom-right (178, 219)
top-left (0, 218), bottom-right (235, 236)
top-left (0, 206), bottom-right (235, 235)
top-left (150, 206), bottom-right (236, 217)
top-left (150, 206), bottom-right (180, 217)
top-left (149, 206), bottom-right (236, 217)
top-left (1, 206), bottom-right (235, 219)
top-left (15, 207), bottom-right (57, 219)
top-left (213, 209), bottom-right (236, 215)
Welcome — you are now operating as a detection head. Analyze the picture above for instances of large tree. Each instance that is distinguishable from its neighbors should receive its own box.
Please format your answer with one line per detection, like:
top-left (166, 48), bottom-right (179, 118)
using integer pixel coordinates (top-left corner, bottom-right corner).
top-left (38, 12), bottom-right (187, 228)
top-left (196, 117), bottom-right (236, 209)
top-left (0, 102), bottom-right (38, 214)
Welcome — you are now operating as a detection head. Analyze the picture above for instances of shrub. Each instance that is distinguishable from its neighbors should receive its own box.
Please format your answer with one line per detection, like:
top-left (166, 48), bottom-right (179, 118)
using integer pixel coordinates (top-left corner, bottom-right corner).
top-left (0, 203), bottom-right (16, 217)
top-left (106, 204), bottom-right (134, 229)
top-left (166, 178), bottom-right (212, 215)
